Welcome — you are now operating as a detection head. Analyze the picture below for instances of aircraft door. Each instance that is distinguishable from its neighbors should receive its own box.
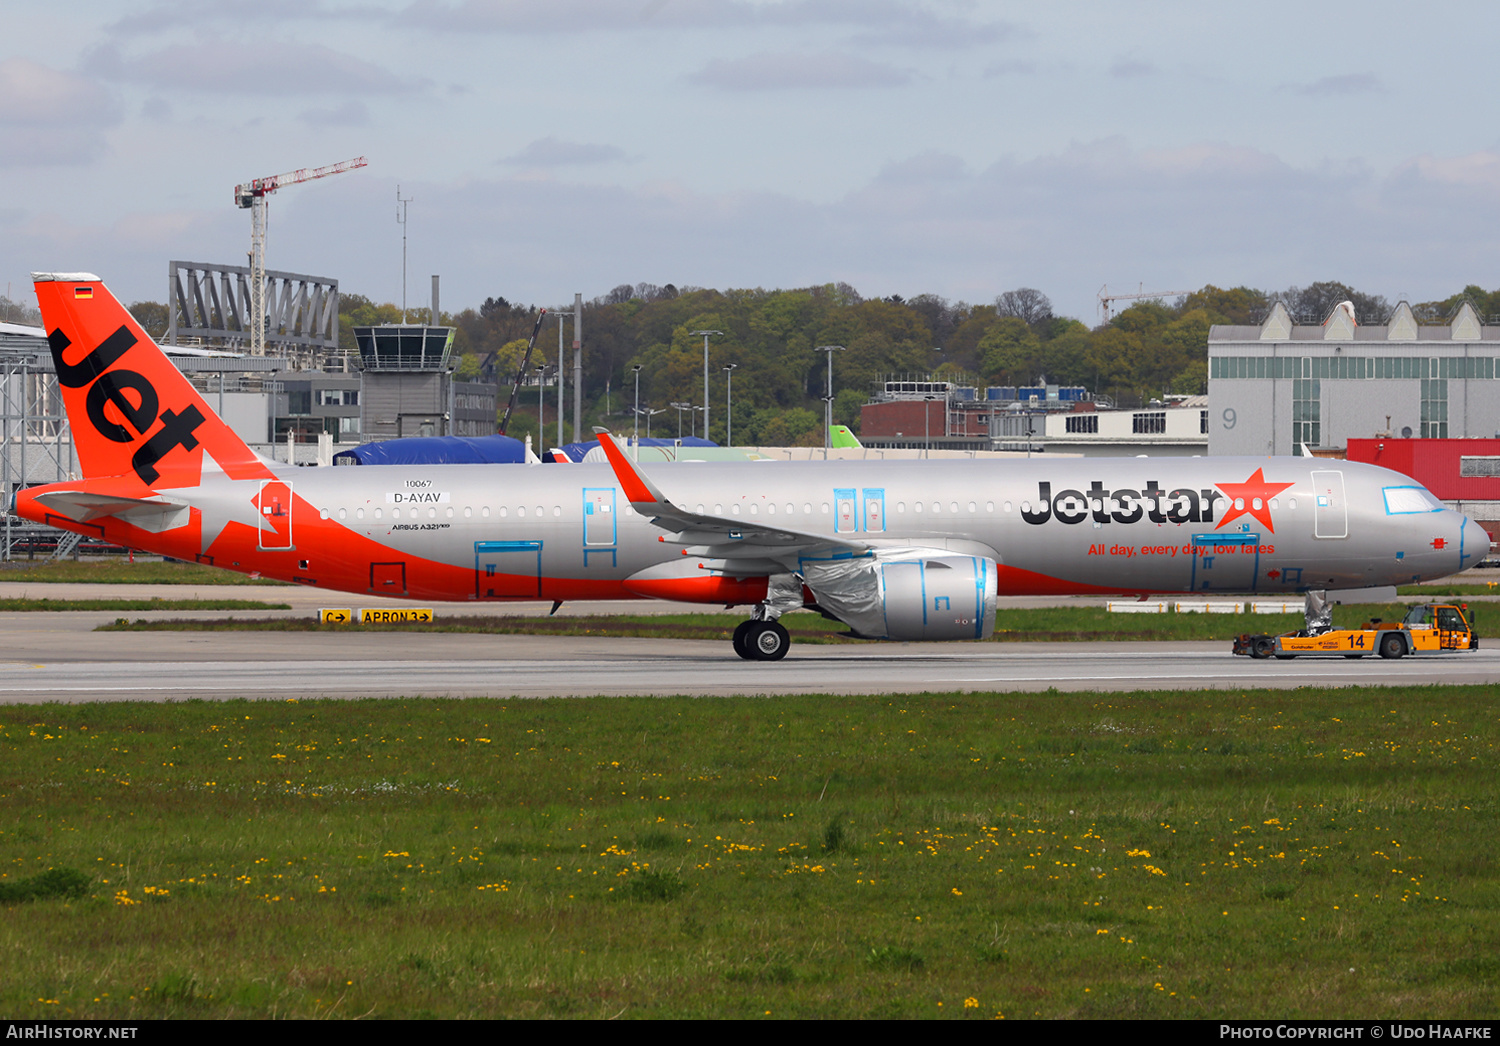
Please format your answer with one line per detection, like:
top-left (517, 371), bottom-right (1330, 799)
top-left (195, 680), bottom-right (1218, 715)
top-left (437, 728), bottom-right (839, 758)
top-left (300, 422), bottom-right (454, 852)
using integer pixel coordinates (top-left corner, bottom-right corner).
top-left (1189, 531), bottom-right (1262, 592)
top-left (583, 487), bottom-right (618, 567)
top-left (1311, 470), bottom-right (1348, 539)
top-left (835, 488), bottom-right (857, 533)
top-left (256, 480), bottom-right (294, 550)
top-left (474, 540), bottom-right (543, 598)
top-left (862, 488), bottom-right (885, 533)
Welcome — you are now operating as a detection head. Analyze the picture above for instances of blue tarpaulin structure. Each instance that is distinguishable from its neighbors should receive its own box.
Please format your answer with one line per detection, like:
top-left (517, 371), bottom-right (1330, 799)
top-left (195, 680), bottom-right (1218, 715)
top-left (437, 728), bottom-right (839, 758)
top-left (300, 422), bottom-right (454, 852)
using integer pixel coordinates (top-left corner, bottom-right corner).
top-left (332, 434), bottom-right (527, 466)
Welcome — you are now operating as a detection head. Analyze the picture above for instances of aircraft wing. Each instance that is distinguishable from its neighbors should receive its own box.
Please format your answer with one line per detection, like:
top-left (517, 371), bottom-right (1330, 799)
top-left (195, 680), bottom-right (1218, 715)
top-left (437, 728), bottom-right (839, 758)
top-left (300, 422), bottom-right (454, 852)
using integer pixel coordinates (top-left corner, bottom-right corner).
top-left (592, 428), bottom-right (869, 561)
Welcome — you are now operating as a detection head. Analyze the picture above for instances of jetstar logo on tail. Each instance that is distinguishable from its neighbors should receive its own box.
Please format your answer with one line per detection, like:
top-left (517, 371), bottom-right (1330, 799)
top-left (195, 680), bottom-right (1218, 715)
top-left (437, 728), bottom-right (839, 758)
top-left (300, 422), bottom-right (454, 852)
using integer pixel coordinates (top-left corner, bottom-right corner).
top-left (1213, 468), bottom-right (1294, 534)
top-left (48, 325), bottom-right (205, 486)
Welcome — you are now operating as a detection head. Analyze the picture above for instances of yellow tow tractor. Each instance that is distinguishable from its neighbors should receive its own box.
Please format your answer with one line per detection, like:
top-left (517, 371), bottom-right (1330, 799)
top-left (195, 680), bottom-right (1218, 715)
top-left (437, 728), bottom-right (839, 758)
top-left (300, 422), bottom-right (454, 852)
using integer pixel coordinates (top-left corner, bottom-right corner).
top-left (1233, 602), bottom-right (1479, 660)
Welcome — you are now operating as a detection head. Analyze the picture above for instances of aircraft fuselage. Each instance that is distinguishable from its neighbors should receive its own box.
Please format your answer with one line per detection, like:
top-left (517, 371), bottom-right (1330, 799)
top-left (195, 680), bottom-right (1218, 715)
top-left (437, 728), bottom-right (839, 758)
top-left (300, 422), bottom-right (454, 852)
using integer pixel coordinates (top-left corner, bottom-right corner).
top-left (19, 456), bottom-right (1478, 603)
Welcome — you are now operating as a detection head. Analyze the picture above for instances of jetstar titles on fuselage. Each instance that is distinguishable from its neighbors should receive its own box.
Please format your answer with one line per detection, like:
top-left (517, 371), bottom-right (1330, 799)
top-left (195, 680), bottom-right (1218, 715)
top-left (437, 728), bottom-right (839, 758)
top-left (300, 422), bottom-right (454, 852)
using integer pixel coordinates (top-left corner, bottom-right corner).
top-left (1020, 468), bottom-right (1296, 531)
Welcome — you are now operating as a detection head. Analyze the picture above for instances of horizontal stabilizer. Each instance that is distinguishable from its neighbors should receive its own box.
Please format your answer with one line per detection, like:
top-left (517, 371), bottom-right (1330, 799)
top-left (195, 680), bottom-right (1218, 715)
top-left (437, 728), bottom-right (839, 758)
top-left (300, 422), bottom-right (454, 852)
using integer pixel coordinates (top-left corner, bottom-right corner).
top-left (31, 489), bottom-right (190, 534)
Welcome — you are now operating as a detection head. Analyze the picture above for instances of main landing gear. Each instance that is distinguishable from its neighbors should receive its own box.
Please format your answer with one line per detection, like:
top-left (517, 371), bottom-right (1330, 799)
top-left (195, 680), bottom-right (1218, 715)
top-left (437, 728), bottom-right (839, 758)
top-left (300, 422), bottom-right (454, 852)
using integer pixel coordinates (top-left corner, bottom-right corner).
top-left (733, 572), bottom-right (803, 661)
top-left (732, 619), bottom-right (790, 661)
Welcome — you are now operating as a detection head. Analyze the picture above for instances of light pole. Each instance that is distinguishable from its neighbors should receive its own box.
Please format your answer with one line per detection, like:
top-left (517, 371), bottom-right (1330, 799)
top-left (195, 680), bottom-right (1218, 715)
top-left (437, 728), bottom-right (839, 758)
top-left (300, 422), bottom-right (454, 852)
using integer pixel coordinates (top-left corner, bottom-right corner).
top-left (536, 364), bottom-right (546, 439)
top-left (631, 364), bottom-right (643, 460)
top-left (554, 312), bottom-right (567, 447)
top-left (816, 345), bottom-right (845, 450)
top-left (670, 401), bottom-right (693, 439)
top-left (638, 406), bottom-right (665, 441)
top-left (723, 363), bottom-right (737, 447)
top-left (690, 329), bottom-right (722, 440)
top-left (924, 394), bottom-right (934, 457)
top-left (931, 348), bottom-right (944, 456)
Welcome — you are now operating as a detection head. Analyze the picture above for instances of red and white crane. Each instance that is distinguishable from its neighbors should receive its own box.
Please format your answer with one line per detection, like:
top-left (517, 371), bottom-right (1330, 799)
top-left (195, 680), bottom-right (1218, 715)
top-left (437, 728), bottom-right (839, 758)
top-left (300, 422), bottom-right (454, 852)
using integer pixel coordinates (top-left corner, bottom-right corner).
top-left (1096, 283), bottom-right (1194, 324)
top-left (234, 156), bottom-right (367, 354)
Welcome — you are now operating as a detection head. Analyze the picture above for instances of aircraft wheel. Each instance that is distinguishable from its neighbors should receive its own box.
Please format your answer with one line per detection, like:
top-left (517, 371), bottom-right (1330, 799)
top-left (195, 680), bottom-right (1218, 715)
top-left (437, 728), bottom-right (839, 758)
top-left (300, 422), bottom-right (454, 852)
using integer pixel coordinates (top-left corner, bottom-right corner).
top-left (1379, 633), bottom-right (1405, 660)
top-left (747, 621), bottom-right (791, 661)
top-left (1251, 637), bottom-right (1274, 659)
top-left (731, 621), bottom-right (755, 660)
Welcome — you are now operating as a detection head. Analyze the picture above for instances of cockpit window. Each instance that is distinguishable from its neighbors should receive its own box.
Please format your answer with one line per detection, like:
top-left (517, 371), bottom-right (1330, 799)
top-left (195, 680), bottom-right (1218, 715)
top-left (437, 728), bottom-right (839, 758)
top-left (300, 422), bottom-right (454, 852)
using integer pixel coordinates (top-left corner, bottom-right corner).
top-left (1383, 486), bottom-right (1443, 514)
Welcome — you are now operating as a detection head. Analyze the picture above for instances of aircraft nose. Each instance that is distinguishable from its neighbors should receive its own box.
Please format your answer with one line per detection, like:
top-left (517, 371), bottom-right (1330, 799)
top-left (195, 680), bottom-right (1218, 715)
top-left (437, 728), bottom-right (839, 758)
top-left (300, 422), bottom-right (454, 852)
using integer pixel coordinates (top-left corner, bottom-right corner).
top-left (1466, 518), bottom-right (1493, 566)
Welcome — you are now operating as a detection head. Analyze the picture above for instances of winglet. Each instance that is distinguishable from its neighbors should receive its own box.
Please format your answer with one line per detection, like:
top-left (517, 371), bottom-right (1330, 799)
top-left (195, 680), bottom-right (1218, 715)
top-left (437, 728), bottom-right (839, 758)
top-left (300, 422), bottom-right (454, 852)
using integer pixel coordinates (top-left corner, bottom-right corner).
top-left (593, 427), bottom-right (670, 507)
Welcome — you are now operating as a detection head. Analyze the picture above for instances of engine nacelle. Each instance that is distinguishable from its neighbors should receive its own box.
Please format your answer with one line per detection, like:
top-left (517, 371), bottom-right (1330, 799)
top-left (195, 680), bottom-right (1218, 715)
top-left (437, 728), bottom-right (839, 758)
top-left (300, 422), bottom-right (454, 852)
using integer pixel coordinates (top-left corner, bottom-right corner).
top-left (802, 553), bottom-right (997, 641)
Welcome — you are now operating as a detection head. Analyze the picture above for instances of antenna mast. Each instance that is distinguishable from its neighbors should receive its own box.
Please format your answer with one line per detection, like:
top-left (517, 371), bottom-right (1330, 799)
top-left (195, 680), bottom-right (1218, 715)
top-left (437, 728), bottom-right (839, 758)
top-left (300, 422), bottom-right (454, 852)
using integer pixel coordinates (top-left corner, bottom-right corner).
top-left (396, 185), bottom-right (413, 322)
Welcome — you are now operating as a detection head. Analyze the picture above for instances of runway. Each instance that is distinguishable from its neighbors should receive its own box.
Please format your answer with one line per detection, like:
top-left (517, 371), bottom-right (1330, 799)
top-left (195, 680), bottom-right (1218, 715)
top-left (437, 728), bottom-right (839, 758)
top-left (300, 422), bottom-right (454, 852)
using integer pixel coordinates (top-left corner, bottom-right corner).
top-left (3, 619), bottom-right (1498, 702)
top-left (2, 576), bottom-right (1496, 702)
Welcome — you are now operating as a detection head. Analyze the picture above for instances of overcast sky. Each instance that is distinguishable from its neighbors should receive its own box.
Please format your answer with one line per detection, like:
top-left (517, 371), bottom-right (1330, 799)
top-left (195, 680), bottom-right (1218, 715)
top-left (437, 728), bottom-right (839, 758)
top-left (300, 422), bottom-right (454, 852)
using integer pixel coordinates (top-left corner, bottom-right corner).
top-left (3, 0), bottom-right (1497, 324)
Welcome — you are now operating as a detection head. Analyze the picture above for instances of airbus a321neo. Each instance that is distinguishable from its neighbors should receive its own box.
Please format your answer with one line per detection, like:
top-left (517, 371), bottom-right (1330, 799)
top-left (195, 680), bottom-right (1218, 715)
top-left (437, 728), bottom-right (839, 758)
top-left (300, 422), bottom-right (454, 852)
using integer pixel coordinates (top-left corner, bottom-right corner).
top-left (11, 273), bottom-right (1489, 660)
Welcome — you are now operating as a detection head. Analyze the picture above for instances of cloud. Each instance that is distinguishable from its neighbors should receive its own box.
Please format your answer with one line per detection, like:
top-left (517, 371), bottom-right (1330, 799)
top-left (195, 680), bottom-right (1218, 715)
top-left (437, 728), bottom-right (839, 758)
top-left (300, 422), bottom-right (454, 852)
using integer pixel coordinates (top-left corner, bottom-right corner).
top-left (399, 0), bottom-right (1011, 43)
top-left (1291, 73), bottom-right (1382, 97)
top-left (873, 151), bottom-right (967, 184)
top-left (106, 0), bottom-right (383, 34)
top-left (300, 100), bottom-right (371, 126)
top-left (0, 59), bottom-right (121, 167)
top-left (15, 141), bottom-right (1500, 328)
top-left (690, 50), bottom-right (911, 90)
top-left (141, 96), bottom-right (173, 121)
top-left (88, 38), bottom-right (420, 95)
top-left (503, 137), bottom-right (627, 167)
top-left (1110, 56), bottom-right (1155, 79)
top-left (1397, 151), bottom-right (1500, 191)
top-left (400, 0), bottom-right (747, 32)
top-left (983, 59), bottom-right (1036, 77)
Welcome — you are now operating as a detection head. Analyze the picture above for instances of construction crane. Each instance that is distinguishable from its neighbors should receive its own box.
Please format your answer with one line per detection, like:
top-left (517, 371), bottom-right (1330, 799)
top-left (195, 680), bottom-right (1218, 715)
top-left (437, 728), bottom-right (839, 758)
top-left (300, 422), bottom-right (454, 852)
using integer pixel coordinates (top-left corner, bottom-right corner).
top-left (234, 156), bottom-right (367, 355)
top-left (1097, 283), bottom-right (1194, 324)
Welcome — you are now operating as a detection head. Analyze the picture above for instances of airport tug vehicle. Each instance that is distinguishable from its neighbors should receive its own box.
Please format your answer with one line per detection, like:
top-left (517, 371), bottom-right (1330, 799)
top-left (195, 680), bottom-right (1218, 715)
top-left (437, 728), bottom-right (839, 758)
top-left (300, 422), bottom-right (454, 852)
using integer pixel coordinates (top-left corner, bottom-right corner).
top-left (1233, 602), bottom-right (1478, 660)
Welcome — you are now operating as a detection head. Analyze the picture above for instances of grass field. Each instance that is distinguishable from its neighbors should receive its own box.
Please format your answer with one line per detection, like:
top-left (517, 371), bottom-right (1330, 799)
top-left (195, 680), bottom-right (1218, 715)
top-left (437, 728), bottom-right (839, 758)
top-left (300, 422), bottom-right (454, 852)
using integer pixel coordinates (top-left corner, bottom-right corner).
top-left (2, 688), bottom-right (1496, 1019)
top-left (0, 598), bottom-right (291, 612)
top-left (94, 603), bottom-right (1421, 644)
top-left (1397, 584), bottom-right (1500, 597)
top-left (0, 560), bottom-right (291, 585)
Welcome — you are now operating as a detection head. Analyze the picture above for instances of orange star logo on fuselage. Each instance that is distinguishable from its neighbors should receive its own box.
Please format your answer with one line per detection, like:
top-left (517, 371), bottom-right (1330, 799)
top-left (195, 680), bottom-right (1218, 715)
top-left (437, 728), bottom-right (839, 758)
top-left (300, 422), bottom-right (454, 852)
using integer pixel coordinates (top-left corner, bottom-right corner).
top-left (1214, 468), bottom-right (1295, 533)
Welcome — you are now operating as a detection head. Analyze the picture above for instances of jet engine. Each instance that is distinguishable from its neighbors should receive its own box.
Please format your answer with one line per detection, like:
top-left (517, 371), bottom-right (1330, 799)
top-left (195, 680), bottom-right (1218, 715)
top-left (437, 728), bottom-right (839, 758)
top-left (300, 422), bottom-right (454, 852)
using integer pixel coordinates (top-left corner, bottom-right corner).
top-left (801, 552), bottom-right (997, 641)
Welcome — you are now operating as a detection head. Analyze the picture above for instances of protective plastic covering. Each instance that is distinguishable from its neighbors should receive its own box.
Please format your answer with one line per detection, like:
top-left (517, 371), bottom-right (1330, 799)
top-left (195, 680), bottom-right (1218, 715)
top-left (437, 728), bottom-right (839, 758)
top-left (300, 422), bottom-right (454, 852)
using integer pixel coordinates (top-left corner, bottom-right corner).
top-left (1304, 589), bottom-right (1333, 635)
top-left (756, 572), bottom-right (806, 621)
top-left (801, 551), bottom-right (998, 641)
top-left (552, 436), bottom-right (717, 463)
top-left (332, 434), bottom-right (526, 466)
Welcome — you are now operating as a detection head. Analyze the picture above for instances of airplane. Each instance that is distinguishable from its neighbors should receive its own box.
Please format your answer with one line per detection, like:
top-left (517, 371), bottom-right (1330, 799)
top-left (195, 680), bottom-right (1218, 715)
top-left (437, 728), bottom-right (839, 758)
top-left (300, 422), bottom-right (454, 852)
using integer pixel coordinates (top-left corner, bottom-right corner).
top-left (9, 273), bottom-right (1490, 661)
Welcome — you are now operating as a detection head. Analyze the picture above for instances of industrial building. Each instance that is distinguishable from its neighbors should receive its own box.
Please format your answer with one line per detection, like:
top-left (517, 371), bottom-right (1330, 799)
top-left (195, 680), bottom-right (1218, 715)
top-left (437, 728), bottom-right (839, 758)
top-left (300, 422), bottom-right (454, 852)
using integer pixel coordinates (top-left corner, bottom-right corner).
top-left (1037, 397), bottom-right (1208, 457)
top-left (858, 379), bottom-right (1208, 455)
top-left (860, 379), bottom-right (1091, 452)
top-left (1207, 300), bottom-right (1499, 456)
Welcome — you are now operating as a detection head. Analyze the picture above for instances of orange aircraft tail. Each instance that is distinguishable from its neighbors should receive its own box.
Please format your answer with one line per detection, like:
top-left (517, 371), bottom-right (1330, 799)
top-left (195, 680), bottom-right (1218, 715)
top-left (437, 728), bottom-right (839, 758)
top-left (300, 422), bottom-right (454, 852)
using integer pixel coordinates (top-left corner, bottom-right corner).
top-left (33, 273), bottom-right (266, 490)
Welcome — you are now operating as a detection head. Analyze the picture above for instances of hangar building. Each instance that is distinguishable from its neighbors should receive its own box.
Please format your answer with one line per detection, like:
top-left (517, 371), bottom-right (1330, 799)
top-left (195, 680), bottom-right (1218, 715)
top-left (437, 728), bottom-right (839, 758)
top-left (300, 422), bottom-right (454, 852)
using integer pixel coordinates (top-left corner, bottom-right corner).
top-left (1207, 301), bottom-right (1499, 456)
